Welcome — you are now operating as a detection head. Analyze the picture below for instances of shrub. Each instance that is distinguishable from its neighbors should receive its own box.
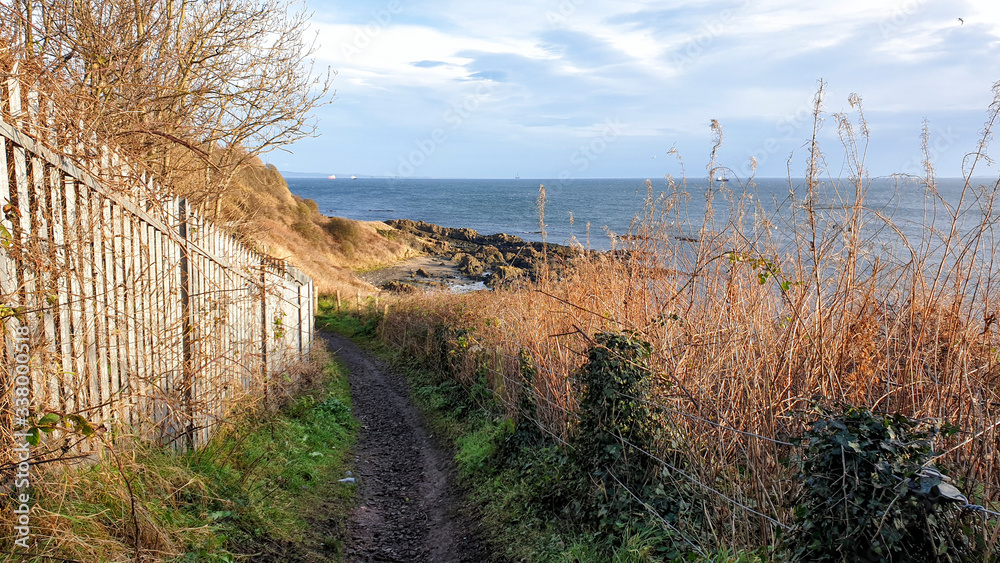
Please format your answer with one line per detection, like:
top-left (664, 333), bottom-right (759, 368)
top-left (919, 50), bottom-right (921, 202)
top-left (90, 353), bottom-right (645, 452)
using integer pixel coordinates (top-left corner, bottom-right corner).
top-left (325, 216), bottom-right (362, 242)
top-left (291, 218), bottom-right (324, 245)
top-left (781, 406), bottom-right (975, 562)
top-left (573, 331), bottom-right (657, 486)
top-left (570, 331), bottom-right (699, 549)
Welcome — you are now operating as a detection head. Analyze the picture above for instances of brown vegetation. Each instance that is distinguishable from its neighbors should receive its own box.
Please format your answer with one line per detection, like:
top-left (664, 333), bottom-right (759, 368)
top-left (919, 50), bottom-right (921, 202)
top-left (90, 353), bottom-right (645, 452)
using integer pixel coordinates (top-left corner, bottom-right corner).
top-left (0, 6), bottom-right (413, 297)
top-left (210, 159), bottom-right (418, 295)
top-left (377, 88), bottom-right (1000, 553)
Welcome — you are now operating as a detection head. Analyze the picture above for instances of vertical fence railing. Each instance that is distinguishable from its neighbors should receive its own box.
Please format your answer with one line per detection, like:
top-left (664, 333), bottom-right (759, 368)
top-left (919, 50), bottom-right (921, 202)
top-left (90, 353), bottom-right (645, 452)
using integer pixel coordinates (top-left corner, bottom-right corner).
top-left (0, 72), bottom-right (315, 455)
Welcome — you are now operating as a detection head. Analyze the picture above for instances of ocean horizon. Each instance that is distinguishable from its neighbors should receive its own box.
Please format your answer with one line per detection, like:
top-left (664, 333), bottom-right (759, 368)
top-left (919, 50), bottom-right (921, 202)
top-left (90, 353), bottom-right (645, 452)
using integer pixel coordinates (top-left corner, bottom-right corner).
top-left (286, 176), bottom-right (989, 253)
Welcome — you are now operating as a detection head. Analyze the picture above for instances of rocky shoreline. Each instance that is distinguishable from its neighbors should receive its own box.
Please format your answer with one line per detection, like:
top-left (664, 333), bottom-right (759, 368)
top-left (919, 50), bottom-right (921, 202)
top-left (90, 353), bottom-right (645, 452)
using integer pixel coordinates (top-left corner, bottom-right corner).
top-left (371, 219), bottom-right (584, 292)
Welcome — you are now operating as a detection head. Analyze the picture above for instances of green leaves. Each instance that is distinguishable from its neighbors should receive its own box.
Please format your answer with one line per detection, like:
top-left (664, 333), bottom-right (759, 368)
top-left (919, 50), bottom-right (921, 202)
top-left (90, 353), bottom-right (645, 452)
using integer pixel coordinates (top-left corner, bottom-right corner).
top-left (37, 412), bottom-right (62, 427)
top-left (725, 251), bottom-right (802, 292)
top-left (570, 332), bottom-right (690, 537)
top-left (0, 303), bottom-right (26, 323)
top-left (781, 405), bottom-right (975, 562)
top-left (25, 411), bottom-right (98, 446)
top-left (0, 222), bottom-right (12, 248)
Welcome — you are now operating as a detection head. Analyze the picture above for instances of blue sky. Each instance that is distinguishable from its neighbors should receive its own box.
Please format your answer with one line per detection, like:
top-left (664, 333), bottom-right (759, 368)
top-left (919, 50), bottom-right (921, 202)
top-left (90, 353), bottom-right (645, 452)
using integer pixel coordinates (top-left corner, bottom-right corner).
top-left (269, 0), bottom-right (1000, 179)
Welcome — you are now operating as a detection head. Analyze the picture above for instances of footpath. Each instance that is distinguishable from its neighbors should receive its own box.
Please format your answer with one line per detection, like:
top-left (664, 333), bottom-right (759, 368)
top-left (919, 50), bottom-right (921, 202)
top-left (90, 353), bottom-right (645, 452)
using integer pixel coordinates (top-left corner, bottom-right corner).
top-left (322, 332), bottom-right (492, 563)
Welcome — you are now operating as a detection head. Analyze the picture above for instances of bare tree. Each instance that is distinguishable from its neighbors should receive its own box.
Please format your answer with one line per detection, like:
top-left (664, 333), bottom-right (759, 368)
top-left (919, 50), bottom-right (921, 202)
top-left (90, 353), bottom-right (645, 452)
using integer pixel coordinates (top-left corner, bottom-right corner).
top-left (0, 0), bottom-right (333, 217)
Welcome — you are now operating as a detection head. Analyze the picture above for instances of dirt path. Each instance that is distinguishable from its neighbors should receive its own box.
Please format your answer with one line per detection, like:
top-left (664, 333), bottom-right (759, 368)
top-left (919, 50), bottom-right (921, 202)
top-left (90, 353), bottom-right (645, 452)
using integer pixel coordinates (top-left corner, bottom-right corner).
top-left (322, 332), bottom-right (493, 563)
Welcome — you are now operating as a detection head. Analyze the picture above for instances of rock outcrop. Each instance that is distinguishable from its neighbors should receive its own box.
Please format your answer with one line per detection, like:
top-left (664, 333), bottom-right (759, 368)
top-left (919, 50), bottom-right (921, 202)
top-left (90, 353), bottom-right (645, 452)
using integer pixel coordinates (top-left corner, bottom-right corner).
top-left (385, 219), bottom-right (583, 288)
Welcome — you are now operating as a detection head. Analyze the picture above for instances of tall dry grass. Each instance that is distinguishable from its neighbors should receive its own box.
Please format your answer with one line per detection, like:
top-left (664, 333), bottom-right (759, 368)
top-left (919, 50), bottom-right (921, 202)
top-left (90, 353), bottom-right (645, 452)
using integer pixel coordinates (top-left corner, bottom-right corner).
top-left (380, 87), bottom-right (1000, 551)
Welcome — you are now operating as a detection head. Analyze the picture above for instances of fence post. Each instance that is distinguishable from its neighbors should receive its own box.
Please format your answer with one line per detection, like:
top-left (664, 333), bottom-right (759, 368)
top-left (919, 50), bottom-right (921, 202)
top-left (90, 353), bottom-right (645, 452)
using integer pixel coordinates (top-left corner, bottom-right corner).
top-left (260, 257), bottom-right (268, 403)
top-left (178, 198), bottom-right (194, 450)
top-left (297, 282), bottom-right (303, 357)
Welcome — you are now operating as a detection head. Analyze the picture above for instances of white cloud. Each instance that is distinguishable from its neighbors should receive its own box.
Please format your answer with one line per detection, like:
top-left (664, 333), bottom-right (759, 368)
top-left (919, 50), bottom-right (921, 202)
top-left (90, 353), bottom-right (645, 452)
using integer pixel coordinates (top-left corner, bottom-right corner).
top-left (290, 0), bottom-right (1000, 177)
top-left (310, 21), bottom-right (554, 87)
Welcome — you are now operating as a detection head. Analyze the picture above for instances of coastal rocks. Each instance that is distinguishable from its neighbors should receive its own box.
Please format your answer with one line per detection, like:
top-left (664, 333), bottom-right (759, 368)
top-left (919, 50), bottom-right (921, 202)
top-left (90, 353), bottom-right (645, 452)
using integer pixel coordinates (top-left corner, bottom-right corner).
top-left (452, 253), bottom-right (485, 277)
top-left (424, 239), bottom-right (450, 253)
top-left (380, 280), bottom-right (418, 293)
top-left (386, 218), bottom-right (582, 286)
top-left (476, 245), bottom-right (504, 266)
top-left (451, 227), bottom-right (480, 242)
top-left (487, 265), bottom-right (523, 288)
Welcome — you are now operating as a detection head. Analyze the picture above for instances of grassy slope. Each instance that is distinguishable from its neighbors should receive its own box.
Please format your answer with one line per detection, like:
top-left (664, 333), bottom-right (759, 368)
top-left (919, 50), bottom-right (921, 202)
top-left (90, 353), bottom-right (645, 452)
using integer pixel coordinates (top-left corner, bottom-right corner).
top-left (221, 162), bottom-right (419, 295)
top-left (1, 344), bottom-right (356, 562)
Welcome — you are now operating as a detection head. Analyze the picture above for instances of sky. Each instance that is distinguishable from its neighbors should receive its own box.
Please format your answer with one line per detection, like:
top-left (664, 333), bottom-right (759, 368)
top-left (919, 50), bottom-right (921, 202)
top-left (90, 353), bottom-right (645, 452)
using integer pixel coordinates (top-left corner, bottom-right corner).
top-left (268, 0), bottom-right (1000, 180)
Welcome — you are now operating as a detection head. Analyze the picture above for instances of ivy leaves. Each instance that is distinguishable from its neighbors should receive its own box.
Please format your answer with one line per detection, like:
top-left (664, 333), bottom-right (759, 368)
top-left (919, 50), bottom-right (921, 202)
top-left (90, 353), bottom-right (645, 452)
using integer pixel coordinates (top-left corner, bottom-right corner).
top-left (781, 406), bottom-right (973, 563)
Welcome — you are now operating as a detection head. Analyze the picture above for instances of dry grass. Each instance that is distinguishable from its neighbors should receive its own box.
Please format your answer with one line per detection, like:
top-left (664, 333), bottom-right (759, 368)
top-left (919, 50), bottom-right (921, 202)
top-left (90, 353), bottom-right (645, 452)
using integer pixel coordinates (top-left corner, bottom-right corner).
top-left (217, 161), bottom-right (420, 295)
top-left (379, 88), bottom-right (1000, 552)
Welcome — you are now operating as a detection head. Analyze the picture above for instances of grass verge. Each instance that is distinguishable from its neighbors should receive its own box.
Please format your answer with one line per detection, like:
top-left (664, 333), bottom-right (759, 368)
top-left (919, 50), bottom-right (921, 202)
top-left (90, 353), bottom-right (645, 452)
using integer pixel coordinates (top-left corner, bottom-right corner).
top-left (1, 343), bottom-right (357, 562)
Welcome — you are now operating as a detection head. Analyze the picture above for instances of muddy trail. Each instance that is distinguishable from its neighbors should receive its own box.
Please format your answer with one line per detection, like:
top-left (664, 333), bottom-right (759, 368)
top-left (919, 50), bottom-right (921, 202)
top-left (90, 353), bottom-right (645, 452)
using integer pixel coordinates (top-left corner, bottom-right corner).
top-left (324, 332), bottom-right (494, 563)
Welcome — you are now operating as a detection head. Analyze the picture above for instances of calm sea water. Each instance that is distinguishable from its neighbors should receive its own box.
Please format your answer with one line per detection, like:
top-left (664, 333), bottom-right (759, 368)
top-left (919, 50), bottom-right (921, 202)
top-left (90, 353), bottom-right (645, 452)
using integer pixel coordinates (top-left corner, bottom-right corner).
top-left (287, 176), bottom-right (992, 255)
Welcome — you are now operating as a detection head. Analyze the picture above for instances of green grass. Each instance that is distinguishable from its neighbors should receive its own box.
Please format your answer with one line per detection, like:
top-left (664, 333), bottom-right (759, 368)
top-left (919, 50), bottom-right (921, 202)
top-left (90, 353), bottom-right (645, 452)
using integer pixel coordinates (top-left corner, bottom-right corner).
top-left (317, 308), bottom-right (614, 560)
top-left (455, 420), bottom-right (511, 476)
top-left (317, 296), bottom-right (380, 338)
top-left (5, 350), bottom-right (358, 562)
top-left (201, 357), bottom-right (358, 560)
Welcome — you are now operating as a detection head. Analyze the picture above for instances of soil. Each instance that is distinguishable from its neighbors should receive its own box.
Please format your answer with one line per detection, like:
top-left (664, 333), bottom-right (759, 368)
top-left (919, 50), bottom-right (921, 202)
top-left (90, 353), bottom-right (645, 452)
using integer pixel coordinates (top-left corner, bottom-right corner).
top-left (244, 332), bottom-right (494, 562)
top-left (326, 332), bottom-right (495, 563)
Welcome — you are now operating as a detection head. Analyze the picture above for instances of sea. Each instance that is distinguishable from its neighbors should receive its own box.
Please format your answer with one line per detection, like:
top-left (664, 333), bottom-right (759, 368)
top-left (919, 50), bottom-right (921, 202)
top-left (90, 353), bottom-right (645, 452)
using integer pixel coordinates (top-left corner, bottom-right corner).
top-left (286, 176), bottom-right (995, 257)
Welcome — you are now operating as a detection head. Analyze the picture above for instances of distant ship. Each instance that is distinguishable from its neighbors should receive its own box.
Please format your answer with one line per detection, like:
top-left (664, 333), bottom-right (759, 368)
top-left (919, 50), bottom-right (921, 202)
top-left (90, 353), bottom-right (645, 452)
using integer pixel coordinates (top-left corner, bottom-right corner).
top-left (716, 174), bottom-right (729, 183)
top-left (351, 175), bottom-right (358, 180)
top-left (328, 174), bottom-right (336, 179)
top-left (515, 172), bottom-right (520, 179)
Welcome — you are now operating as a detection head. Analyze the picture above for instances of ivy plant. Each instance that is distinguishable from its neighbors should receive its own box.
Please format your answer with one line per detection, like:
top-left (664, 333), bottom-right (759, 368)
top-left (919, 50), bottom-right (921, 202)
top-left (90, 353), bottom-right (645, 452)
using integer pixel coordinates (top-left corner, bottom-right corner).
top-left (781, 405), bottom-right (976, 563)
